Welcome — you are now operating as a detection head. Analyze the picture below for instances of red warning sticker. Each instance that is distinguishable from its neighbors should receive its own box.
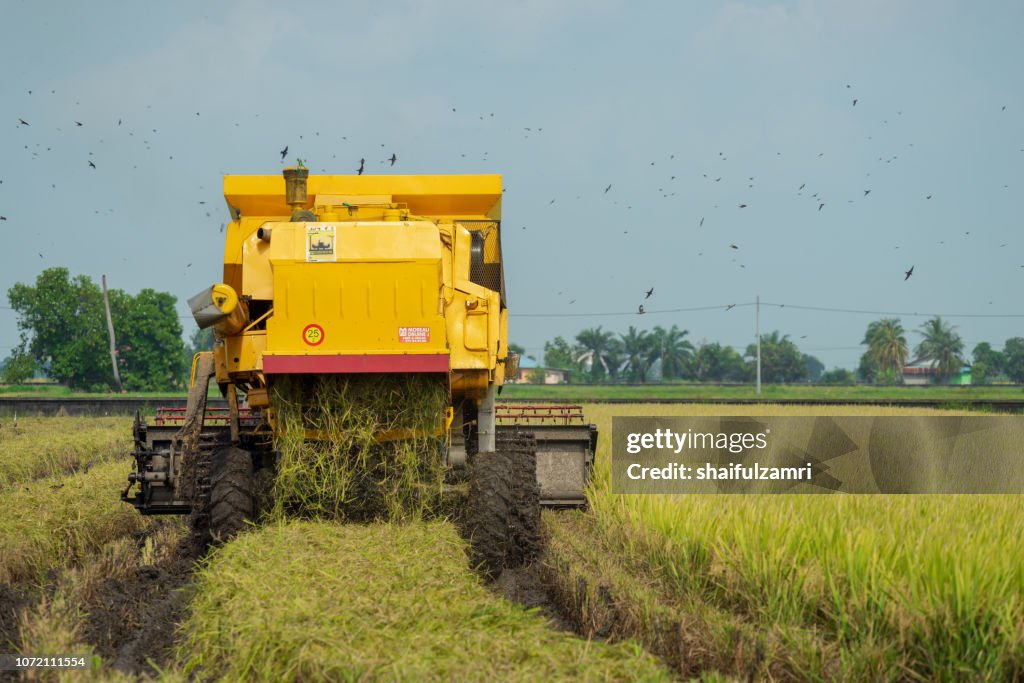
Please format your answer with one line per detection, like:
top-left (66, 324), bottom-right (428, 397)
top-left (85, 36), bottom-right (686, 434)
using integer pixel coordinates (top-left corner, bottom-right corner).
top-left (398, 326), bottom-right (430, 343)
top-left (302, 323), bottom-right (325, 346)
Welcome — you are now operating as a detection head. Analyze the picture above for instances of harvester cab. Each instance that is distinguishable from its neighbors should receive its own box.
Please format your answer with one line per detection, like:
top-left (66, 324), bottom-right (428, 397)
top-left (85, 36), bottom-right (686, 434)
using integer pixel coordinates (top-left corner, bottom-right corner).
top-left (123, 168), bottom-right (595, 574)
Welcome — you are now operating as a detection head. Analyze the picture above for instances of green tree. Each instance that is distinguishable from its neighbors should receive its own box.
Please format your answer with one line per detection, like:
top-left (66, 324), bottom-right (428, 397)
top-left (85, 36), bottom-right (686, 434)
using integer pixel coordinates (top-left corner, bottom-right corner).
top-left (542, 336), bottom-right (579, 382)
top-left (1, 348), bottom-right (37, 384)
top-left (1002, 338), bottom-right (1024, 383)
top-left (8, 268), bottom-right (186, 391)
top-left (619, 326), bottom-right (653, 383)
top-left (575, 326), bottom-right (622, 383)
top-left (112, 289), bottom-right (187, 391)
top-left (8, 268), bottom-right (111, 390)
top-left (746, 331), bottom-right (806, 383)
top-left (650, 325), bottom-right (695, 380)
top-left (856, 351), bottom-right (878, 383)
top-left (914, 317), bottom-right (964, 384)
top-left (971, 342), bottom-right (1004, 385)
top-left (693, 342), bottom-right (748, 382)
top-left (508, 342), bottom-right (526, 357)
top-left (862, 318), bottom-right (908, 378)
top-left (803, 354), bottom-right (824, 382)
top-left (820, 368), bottom-right (856, 385)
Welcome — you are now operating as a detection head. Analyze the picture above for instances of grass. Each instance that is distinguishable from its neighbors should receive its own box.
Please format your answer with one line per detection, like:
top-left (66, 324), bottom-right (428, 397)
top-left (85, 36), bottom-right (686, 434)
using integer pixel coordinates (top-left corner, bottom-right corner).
top-left (546, 403), bottom-right (1024, 681)
top-left (0, 459), bottom-right (148, 585)
top-left (178, 520), bottom-right (670, 682)
top-left (0, 416), bottom-right (131, 489)
top-left (503, 383), bottom-right (1024, 401)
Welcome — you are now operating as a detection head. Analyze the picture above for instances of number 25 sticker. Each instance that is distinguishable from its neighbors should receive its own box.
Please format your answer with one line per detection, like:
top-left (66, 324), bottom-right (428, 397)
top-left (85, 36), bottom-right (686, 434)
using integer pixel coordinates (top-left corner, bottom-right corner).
top-left (302, 324), bottom-right (325, 346)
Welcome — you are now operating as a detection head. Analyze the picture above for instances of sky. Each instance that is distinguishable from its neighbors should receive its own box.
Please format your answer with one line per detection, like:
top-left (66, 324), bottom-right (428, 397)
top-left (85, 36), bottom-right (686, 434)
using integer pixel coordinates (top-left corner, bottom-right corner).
top-left (1, 0), bottom-right (1022, 372)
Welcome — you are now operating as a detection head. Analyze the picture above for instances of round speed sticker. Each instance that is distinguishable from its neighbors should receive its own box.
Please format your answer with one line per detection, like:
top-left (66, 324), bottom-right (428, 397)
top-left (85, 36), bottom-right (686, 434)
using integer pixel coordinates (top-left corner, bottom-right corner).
top-left (302, 323), bottom-right (325, 346)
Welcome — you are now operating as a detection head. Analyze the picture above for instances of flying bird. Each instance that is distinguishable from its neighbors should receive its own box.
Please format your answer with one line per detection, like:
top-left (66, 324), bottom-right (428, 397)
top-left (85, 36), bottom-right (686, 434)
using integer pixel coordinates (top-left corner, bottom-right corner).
top-left (926, 195), bottom-right (932, 200)
top-left (904, 266), bottom-right (914, 281)
top-left (798, 183), bottom-right (805, 190)
top-left (699, 217), bottom-right (704, 227)
top-left (388, 153), bottom-right (396, 166)
top-left (0, 216), bottom-right (6, 221)
top-left (725, 304), bottom-right (736, 311)
top-left (738, 203), bottom-right (747, 208)
top-left (357, 158), bottom-right (365, 175)
top-left (818, 203), bottom-right (825, 211)
top-left (75, 121), bottom-right (83, 126)
top-left (730, 244), bottom-right (739, 250)
top-left (645, 287), bottom-right (654, 299)
top-left (853, 99), bottom-right (858, 106)
top-left (279, 145), bottom-right (288, 160)
top-left (604, 184), bottom-right (612, 193)
top-left (88, 161), bottom-right (96, 169)
top-left (863, 190), bottom-right (871, 196)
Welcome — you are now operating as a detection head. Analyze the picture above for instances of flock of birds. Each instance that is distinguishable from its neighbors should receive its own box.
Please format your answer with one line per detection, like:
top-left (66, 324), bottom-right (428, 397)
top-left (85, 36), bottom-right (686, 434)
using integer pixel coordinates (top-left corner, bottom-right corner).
top-left (2, 83), bottom-right (1020, 330)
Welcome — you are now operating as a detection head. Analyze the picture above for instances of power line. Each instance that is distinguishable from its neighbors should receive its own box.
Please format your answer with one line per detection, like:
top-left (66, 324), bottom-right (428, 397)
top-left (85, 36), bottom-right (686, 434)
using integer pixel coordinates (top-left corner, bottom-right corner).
top-left (759, 302), bottom-right (1024, 319)
top-left (511, 301), bottom-right (1024, 319)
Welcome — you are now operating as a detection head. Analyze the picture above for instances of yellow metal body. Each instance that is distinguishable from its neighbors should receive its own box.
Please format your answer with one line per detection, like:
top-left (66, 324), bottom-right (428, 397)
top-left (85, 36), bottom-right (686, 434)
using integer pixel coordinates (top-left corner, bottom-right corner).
top-left (210, 173), bottom-right (509, 408)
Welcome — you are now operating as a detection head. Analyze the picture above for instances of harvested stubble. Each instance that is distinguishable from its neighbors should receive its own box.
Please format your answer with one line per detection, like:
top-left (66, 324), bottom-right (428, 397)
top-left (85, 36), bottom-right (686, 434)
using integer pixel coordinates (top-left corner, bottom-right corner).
top-left (269, 374), bottom-right (449, 522)
top-left (557, 403), bottom-right (1024, 680)
top-left (178, 520), bottom-right (670, 682)
top-left (0, 459), bottom-right (148, 584)
top-left (0, 416), bottom-right (131, 489)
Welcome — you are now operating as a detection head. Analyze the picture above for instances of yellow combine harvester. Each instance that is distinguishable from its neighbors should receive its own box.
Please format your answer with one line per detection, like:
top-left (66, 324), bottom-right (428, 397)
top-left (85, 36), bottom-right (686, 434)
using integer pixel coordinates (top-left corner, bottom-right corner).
top-left (123, 168), bottom-right (595, 574)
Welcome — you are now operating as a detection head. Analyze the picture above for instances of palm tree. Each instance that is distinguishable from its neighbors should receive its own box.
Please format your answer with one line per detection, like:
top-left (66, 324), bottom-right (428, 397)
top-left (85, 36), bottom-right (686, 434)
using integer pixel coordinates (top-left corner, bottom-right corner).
top-left (862, 318), bottom-right (908, 377)
top-left (575, 326), bottom-right (621, 383)
top-left (915, 317), bottom-right (964, 383)
top-left (619, 326), bottom-right (653, 382)
top-left (650, 325), bottom-right (695, 380)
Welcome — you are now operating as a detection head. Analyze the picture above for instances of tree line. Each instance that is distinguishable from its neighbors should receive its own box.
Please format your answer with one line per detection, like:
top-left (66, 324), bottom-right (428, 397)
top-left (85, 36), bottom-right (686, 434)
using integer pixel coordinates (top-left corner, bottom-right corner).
top-left (517, 318), bottom-right (1024, 385)
top-left (1, 268), bottom-right (195, 391)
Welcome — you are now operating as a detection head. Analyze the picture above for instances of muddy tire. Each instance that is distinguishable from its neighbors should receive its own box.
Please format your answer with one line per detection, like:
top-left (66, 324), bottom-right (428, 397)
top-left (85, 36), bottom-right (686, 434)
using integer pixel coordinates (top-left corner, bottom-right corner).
top-left (466, 450), bottom-right (512, 579)
top-left (208, 446), bottom-right (254, 543)
top-left (502, 432), bottom-right (541, 567)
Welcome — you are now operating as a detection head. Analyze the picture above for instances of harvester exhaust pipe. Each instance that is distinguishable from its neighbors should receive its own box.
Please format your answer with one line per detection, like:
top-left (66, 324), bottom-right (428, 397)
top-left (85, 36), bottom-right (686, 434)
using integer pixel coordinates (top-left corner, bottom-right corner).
top-left (283, 166), bottom-right (315, 222)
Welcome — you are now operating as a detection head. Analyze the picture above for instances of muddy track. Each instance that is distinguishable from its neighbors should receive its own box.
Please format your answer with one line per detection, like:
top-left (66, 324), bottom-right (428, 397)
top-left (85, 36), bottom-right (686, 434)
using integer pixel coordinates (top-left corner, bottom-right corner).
top-left (84, 551), bottom-right (195, 675)
top-left (489, 560), bottom-right (577, 634)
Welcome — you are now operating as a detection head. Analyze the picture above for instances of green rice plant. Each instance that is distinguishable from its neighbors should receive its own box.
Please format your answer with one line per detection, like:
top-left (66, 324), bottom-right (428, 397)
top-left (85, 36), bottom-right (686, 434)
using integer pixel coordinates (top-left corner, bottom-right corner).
top-left (571, 403), bottom-right (1024, 680)
top-left (0, 417), bottom-right (131, 489)
top-left (178, 520), bottom-right (670, 682)
top-left (0, 459), bottom-right (148, 584)
top-left (269, 374), bottom-right (449, 522)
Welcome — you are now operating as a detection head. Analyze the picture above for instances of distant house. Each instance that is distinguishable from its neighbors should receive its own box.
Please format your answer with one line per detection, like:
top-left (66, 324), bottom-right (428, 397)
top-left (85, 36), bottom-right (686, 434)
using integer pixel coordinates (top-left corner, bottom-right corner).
top-left (514, 357), bottom-right (569, 384)
top-left (902, 358), bottom-right (971, 385)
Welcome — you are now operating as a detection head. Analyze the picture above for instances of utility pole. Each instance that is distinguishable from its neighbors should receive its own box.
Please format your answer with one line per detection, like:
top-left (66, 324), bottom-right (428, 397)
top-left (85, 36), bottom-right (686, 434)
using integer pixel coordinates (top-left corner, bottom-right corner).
top-left (102, 274), bottom-right (124, 393)
top-left (755, 295), bottom-right (761, 395)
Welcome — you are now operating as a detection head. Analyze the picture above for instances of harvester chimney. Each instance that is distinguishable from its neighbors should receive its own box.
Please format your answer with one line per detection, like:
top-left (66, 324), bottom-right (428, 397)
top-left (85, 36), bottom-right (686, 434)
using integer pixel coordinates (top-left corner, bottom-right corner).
top-left (283, 166), bottom-right (314, 221)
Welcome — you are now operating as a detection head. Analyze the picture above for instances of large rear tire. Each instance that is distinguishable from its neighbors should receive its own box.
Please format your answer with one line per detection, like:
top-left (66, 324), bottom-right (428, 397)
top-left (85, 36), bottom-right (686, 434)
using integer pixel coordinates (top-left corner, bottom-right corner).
top-left (502, 431), bottom-right (541, 567)
top-left (466, 450), bottom-right (511, 579)
top-left (465, 432), bottom-right (541, 579)
top-left (208, 446), bottom-right (254, 543)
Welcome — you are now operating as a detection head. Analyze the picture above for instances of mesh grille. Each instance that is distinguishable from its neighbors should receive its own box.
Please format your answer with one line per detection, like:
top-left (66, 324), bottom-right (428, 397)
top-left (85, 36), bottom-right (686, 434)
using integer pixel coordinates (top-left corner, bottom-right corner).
top-left (460, 220), bottom-right (505, 305)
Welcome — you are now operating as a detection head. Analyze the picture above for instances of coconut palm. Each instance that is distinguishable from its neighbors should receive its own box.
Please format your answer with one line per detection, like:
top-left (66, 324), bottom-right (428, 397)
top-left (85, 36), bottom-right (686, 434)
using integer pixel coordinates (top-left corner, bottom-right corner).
top-left (915, 317), bottom-right (964, 383)
top-left (619, 326), bottom-right (653, 382)
top-left (862, 318), bottom-right (908, 376)
top-left (575, 326), bottom-right (622, 382)
top-left (650, 325), bottom-right (695, 380)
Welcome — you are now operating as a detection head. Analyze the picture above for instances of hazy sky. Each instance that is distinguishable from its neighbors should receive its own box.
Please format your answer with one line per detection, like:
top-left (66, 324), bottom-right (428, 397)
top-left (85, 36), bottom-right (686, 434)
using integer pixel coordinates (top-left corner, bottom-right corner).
top-left (1, 1), bottom-right (1022, 371)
